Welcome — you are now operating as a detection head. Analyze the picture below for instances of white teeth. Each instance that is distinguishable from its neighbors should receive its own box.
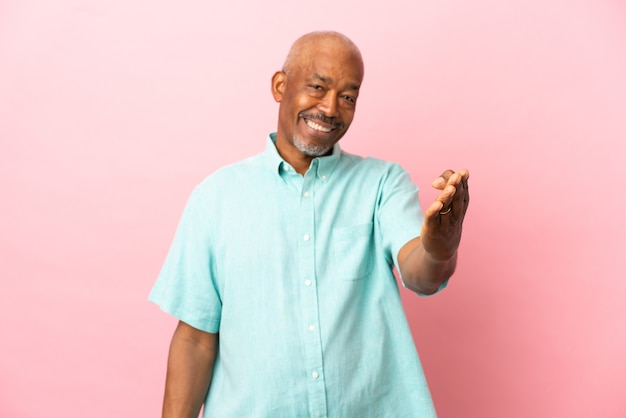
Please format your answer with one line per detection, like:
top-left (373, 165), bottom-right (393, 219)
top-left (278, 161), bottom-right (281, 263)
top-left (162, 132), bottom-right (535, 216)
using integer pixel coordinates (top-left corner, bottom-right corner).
top-left (305, 119), bottom-right (332, 133)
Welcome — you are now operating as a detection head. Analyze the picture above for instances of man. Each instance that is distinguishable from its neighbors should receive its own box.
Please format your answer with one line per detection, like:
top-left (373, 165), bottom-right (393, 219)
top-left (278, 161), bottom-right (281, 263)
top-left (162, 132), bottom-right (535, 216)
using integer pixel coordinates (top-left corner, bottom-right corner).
top-left (150, 31), bottom-right (469, 418)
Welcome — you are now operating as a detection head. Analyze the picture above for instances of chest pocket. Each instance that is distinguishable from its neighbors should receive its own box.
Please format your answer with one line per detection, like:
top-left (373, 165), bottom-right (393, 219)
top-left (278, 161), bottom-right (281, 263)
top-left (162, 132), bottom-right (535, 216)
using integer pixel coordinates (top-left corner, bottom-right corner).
top-left (331, 222), bottom-right (374, 280)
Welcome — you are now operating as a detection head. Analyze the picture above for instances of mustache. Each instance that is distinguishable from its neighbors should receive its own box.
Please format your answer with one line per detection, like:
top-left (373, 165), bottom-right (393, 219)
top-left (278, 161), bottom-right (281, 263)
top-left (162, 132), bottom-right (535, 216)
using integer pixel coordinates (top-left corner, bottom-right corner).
top-left (299, 112), bottom-right (344, 130)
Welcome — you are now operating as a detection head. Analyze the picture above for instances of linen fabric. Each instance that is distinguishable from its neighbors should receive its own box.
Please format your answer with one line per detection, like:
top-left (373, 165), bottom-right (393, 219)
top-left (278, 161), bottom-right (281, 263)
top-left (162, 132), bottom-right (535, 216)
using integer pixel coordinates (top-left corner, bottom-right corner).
top-left (150, 133), bottom-right (442, 417)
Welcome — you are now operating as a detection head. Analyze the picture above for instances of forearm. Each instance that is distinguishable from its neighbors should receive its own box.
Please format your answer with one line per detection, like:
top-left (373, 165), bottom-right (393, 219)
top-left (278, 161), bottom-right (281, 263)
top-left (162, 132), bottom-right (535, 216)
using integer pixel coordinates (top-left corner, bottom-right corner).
top-left (163, 322), bottom-right (218, 418)
top-left (396, 167), bottom-right (468, 295)
top-left (400, 243), bottom-right (457, 295)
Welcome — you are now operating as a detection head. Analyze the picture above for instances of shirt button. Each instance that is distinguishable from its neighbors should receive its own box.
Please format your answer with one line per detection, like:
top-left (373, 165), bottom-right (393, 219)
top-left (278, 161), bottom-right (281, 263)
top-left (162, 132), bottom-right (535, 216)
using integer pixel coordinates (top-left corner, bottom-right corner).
top-left (303, 234), bottom-right (310, 241)
top-left (308, 325), bottom-right (315, 331)
top-left (312, 371), bottom-right (319, 379)
top-left (321, 175), bottom-right (327, 180)
top-left (304, 279), bottom-right (312, 286)
top-left (303, 191), bottom-right (310, 197)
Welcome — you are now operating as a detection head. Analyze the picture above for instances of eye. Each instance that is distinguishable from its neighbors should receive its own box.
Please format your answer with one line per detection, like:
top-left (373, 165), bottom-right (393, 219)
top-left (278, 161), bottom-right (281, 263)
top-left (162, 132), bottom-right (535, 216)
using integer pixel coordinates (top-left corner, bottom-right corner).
top-left (308, 84), bottom-right (325, 97)
top-left (341, 95), bottom-right (356, 104)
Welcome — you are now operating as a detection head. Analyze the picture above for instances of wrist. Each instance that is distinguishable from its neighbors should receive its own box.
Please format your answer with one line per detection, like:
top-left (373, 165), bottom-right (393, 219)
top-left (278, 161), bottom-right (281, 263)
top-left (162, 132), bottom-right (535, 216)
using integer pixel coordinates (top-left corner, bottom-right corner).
top-left (423, 247), bottom-right (457, 265)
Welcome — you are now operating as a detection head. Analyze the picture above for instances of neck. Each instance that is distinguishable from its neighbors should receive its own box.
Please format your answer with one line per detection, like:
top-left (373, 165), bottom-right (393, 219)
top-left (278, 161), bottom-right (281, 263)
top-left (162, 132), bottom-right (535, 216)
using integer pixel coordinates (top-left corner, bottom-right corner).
top-left (279, 149), bottom-right (313, 176)
top-left (275, 135), bottom-right (329, 175)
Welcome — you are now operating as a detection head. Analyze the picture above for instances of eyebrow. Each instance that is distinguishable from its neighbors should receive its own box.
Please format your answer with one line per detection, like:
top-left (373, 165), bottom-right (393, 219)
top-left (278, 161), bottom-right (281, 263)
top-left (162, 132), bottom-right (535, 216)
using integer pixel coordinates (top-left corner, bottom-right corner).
top-left (313, 73), bottom-right (360, 91)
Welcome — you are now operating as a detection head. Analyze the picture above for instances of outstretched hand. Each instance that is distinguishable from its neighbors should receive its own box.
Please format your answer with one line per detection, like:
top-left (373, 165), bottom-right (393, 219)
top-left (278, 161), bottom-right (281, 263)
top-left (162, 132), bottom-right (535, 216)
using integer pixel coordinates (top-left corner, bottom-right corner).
top-left (420, 169), bottom-right (470, 262)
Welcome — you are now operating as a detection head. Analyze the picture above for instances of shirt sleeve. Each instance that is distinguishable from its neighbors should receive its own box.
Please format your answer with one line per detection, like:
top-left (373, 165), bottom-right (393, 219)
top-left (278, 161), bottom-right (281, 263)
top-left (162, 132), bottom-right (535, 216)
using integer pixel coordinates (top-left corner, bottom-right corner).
top-left (149, 184), bottom-right (222, 333)
top-left (377, 164), bottom-right (448, 295)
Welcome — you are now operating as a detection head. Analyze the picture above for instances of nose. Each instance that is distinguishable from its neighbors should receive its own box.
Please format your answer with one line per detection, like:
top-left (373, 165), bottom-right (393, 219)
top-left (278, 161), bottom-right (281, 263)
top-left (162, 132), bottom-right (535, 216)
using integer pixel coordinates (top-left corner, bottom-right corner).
top-left (318, 92), bottom-right (338, 117)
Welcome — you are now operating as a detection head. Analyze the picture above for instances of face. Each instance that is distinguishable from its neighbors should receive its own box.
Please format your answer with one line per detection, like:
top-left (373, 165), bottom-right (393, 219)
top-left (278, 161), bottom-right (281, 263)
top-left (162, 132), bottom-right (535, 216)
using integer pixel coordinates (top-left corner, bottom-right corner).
top-left (272, 41), bottom-right (364, 160)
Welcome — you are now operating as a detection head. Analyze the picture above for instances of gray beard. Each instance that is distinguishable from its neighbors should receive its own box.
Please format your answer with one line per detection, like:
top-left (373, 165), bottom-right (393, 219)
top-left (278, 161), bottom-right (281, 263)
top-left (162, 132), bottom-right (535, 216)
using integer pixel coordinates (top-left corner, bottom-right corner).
top-left (292, 135), bottom-right (332, 157)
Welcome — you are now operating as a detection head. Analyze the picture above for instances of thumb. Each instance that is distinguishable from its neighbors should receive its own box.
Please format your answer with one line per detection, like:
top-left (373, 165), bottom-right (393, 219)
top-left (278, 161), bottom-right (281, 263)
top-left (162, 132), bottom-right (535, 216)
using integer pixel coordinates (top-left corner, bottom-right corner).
top-left (432, 169), bottom-right (456, 189)
top-left (431, 176), bottom-right (446, 189)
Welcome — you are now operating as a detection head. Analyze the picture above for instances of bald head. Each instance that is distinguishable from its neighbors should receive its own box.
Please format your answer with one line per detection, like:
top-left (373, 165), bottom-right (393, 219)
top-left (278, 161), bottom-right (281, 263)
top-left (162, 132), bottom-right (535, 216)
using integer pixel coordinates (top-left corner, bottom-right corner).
top-left (282, 31), bottom-right (364, 79)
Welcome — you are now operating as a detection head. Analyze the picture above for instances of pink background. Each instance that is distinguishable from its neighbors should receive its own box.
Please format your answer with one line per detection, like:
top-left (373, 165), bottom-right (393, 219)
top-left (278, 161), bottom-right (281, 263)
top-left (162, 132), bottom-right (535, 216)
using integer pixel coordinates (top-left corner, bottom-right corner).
top-left (1, 0), bottom-right (625, 417)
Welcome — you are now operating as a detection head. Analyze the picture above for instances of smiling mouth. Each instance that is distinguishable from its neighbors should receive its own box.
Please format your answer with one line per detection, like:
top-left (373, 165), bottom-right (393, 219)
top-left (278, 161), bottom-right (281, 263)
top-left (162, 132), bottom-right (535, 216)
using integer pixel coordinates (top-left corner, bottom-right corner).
top-left (299, 112), bottom-right (344, 134)
top-left (305, 119), bottom-right (333, 133)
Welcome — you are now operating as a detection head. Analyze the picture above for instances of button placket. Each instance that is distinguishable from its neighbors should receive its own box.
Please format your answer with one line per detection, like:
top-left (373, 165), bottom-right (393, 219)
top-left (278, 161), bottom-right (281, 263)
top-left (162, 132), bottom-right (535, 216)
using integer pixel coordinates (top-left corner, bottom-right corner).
top-left (297, 169), bottom-right (327, 418)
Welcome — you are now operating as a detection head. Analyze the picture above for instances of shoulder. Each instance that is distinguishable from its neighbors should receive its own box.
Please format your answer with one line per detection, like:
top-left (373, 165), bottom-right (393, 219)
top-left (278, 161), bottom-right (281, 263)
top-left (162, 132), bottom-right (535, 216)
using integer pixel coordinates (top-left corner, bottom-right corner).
top-left (339, 150), bottom-right (412, 181)
top-left (194, 152), bottom-right (266, 193)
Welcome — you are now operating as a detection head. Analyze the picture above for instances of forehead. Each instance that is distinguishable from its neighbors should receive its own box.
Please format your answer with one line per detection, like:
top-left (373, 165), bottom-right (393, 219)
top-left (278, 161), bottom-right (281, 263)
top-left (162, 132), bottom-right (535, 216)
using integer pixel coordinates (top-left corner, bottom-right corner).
top-left (292, 40), bottom-right (363, 87)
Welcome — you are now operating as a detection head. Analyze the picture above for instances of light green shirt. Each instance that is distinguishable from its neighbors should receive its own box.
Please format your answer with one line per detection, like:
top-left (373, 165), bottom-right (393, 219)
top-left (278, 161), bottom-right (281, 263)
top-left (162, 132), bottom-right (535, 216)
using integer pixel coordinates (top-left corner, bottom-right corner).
top-left (150, 133), bottom-right (442, 417)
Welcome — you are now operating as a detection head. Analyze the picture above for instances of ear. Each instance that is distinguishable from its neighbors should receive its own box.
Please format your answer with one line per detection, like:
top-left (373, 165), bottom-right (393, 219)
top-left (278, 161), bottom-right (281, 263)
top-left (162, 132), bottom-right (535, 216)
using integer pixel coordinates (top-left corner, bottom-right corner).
top-left (271, 71), bottom-right (286, 103)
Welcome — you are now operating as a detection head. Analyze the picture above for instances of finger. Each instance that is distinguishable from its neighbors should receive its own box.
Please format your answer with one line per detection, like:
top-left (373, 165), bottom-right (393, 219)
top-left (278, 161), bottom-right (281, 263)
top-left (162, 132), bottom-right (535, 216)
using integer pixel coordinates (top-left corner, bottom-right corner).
top-left (450, 183), bottom-right (465, 216)
top-left (431, 169), bottom-right (456, 190)
top-left (424, 199), bottom-right (446, 227)
top-left (450, 173), bottom-right (469, 218)
top-left (446, 172), bottom-right (463, 188)
top-left (425, 188), bottom-right (456, 227)
top-left (436, 184), bottom-right (457, 213)
top-left (438, 175), bottom-right (467, 215)
top-left (462, 175), bottom-right (470, 208)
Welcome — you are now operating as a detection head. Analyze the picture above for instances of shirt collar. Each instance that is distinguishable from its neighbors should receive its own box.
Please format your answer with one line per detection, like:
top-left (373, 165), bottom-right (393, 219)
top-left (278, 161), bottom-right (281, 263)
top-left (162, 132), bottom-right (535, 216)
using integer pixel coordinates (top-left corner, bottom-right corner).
top-left (264, 132), bottom-right (342, 182)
